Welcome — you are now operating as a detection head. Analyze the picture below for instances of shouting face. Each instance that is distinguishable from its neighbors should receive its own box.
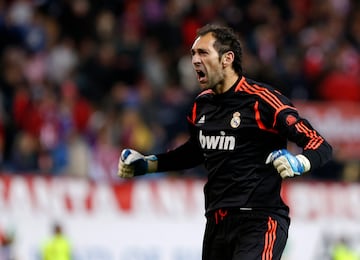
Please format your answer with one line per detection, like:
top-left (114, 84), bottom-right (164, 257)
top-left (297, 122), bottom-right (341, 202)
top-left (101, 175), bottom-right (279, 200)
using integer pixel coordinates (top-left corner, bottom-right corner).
top-left (191, 33), bottom-right (225, 91)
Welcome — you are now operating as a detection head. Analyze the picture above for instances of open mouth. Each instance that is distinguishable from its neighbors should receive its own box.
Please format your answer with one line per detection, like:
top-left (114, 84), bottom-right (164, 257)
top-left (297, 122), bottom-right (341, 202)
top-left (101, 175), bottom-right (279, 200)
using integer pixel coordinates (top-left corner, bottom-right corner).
top-left (196, 70), bottom-right (207, 83)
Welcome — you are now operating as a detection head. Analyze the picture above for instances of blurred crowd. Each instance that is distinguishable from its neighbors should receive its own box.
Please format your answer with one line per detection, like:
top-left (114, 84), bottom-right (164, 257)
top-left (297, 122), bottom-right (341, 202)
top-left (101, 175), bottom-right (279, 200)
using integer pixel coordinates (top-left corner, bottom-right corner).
top-left (0, 0), bottom-right (359, 182)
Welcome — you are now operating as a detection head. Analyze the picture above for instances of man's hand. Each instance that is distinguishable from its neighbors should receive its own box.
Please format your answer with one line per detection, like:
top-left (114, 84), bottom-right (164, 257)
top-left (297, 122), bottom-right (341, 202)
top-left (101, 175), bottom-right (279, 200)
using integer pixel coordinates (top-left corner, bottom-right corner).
top-left (265, 149), bottom-right (311, 178)
top-left (118, 149), bottom-right (157, 178)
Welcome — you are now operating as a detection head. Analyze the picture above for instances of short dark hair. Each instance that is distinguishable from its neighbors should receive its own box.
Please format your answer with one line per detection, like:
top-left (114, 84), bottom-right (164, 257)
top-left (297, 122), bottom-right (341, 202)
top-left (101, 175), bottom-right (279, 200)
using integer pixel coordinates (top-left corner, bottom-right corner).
top-left (196, 24), bottom-right (243, 75)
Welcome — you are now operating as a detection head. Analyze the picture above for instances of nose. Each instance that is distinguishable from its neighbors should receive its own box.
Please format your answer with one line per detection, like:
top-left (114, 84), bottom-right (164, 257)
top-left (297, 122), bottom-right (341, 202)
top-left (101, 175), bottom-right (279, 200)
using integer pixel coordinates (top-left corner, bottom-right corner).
top-left (192, 53), bottom-right (201, 66)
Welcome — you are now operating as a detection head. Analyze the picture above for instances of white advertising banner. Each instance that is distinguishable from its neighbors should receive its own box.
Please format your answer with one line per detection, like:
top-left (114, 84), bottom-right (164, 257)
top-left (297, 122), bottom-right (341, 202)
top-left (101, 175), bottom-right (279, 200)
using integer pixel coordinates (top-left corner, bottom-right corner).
top-left (295, 101), bottom-right (360, 160)
top-left (282, 181), bottom-right (360, 260)
top-left (0, 176), bottom-right (359, 260)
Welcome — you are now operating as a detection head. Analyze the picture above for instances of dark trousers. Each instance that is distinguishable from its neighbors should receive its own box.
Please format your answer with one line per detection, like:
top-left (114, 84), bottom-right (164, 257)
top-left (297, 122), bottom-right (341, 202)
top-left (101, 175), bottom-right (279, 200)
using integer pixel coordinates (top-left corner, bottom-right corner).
top-left (202, 209), bottom-right (289, 260)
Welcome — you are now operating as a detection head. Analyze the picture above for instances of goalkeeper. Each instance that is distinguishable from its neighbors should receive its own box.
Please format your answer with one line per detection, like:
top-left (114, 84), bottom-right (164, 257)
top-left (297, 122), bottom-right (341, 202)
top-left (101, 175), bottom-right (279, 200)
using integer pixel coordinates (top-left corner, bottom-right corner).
top-left (118, 24), bottom-right (332, 260)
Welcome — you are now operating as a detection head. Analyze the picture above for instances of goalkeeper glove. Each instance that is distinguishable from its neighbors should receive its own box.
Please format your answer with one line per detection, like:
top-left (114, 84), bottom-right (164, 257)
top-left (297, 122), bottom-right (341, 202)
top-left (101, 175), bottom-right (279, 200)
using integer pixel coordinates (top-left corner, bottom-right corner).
top-left (118, 149), bottom-right (158, 178)
top-left (265, 149), bottom-right (311, 178)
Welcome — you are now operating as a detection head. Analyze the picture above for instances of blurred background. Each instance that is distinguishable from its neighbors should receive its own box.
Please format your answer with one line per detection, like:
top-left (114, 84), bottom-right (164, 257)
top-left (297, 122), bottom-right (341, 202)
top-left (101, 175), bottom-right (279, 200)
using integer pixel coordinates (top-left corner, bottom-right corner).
top-left (0, 0), bottom-right (359, 259)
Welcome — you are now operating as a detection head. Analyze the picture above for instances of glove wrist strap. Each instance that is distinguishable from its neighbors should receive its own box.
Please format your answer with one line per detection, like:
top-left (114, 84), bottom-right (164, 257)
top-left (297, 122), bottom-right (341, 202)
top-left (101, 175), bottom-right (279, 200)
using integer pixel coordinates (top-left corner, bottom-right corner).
top-left (296, 154), bottom-right (311, 173)
top-left (145, 155), bottom-right (158, 173)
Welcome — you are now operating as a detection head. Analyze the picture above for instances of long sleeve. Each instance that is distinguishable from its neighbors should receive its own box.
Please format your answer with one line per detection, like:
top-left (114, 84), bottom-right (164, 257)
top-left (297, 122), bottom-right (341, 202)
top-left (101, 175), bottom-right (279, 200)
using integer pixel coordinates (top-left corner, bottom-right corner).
top-left (156, 137), bottom-right (205, 172)
top-left (251, 80), bottom-right (333, 171)
top-left (277, 110), bottom-right (333, 170)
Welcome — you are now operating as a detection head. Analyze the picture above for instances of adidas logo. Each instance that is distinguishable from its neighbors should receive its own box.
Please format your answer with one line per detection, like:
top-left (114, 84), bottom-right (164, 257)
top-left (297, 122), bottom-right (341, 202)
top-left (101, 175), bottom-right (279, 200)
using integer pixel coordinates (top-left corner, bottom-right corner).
top-left (198, 115), bottom-right (205, 124)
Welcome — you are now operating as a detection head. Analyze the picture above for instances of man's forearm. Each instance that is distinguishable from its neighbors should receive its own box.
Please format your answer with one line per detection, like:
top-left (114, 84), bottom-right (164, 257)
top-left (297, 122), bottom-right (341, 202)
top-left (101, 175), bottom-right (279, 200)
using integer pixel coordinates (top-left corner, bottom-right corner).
top-left (156, 139), bottom-right (204, 172)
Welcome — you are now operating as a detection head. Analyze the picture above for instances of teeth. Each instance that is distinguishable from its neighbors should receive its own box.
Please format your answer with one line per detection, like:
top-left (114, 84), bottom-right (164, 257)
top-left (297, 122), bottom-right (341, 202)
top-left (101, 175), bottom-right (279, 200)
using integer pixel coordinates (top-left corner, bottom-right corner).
top-left (197, 71), bottom-right (205, 77)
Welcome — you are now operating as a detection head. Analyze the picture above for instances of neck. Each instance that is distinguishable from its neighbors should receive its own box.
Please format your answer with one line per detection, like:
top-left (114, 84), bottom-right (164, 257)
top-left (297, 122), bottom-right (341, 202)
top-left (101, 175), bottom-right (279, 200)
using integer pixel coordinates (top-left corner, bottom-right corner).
top-left (214, 71), bottom-right (240, 94)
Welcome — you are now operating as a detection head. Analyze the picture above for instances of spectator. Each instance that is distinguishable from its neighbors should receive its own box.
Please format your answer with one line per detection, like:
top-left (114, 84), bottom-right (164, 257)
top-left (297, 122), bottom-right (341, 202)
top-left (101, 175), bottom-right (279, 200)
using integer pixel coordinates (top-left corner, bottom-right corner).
top-left (332, 237), bottom-right (359, 260)
top-left (0, 226), bottom-right (16, 260)
top-left (0, 0), bottom-right (359, 181)
top-left (41, 223), bottom-right (72, 260)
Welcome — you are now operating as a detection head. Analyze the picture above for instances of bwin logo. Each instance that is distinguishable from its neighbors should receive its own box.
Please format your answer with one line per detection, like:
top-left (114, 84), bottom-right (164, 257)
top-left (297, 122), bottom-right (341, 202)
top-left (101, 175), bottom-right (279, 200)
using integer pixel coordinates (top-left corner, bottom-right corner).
top-left (199, 130), bottom-right (235, 150)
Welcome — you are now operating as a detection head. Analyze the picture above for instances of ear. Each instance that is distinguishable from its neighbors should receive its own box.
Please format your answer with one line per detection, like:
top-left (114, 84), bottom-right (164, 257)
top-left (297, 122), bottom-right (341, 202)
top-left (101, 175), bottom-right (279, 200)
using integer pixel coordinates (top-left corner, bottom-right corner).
top-left (222, 51), bottom-right (235, 67)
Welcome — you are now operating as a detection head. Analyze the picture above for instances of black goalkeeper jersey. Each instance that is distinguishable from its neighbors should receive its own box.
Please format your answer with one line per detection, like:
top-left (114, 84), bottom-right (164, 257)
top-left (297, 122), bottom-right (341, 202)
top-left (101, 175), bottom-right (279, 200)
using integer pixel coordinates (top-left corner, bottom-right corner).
top-left (156, 76), bottom-right (332, 215)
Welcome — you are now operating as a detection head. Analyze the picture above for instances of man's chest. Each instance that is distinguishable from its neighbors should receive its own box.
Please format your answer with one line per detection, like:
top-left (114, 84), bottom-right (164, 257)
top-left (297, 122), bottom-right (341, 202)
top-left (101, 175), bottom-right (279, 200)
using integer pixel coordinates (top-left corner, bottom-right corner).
top-left (194, 99), bottom-right (258, 131)
top-left (192, 99), bottom-right (264, 151)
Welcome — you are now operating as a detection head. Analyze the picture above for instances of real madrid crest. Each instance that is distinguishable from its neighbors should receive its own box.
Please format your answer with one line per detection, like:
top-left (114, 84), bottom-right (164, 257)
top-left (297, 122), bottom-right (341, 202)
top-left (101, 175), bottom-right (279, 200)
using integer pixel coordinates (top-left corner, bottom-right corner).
top-left (230, 112), bottom-right (241, 128)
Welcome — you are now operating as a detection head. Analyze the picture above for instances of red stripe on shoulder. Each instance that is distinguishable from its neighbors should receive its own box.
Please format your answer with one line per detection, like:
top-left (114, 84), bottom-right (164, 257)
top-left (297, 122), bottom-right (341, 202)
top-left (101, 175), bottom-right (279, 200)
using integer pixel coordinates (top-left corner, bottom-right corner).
top-left (234, 76), bottom-right (246, 91)
top-left (237, 78), bottom-right (297, 127)
top-left (197, 89), bottom-right (215, 97)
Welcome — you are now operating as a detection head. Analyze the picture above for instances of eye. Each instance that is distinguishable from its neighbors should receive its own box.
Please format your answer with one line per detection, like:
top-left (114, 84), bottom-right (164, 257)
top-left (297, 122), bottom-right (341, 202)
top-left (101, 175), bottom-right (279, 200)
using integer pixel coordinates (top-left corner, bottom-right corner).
top-left (191, 49), bottom-right (208, 57)
top-left (198, 50), bottom-right (208, 55)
